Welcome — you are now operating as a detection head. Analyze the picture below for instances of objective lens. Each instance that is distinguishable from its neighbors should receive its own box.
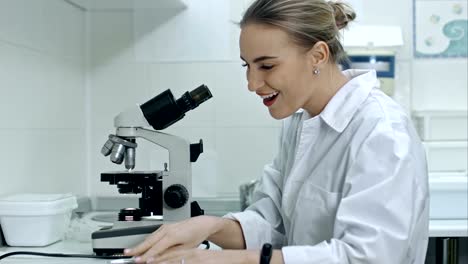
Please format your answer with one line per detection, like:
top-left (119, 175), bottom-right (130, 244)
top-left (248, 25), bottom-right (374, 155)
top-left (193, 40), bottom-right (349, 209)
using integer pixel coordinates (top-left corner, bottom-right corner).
top-left (125, 147), bottom-right (136, 170)
top-left (101, 139), bottom-right (114, 156)
top-left (110, 144), bottom-right (125, 164)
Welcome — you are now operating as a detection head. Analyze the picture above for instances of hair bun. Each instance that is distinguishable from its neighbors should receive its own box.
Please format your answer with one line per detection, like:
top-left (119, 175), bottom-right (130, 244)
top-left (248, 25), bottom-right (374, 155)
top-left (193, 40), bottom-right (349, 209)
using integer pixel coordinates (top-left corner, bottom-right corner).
top-left (328, 1), bottom-right (356, 30)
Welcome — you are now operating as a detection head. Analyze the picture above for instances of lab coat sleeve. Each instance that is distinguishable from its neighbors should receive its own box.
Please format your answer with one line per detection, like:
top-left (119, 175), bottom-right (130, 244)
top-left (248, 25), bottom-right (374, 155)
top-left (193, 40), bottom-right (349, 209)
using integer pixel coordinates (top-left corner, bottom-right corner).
top-left (281, 121), bottom-right (429, 264)
top-left (224, 123), bottom-right (287, 249)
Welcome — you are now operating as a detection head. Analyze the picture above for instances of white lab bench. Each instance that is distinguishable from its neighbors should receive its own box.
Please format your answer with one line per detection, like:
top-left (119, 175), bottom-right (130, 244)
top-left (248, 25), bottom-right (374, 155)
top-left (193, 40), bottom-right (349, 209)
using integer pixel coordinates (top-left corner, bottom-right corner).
top-left (0, 219), bottom-right (466, 263)
top-left (0, 240), bottom-right (108, 263)
top-left (429, 219), bottom-right (468, 238)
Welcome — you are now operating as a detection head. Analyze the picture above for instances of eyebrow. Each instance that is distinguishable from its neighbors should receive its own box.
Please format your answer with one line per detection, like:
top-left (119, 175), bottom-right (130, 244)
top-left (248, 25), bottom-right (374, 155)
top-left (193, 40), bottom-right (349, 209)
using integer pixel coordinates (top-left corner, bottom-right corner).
top-left (240, 55), bottom-right (278, 63)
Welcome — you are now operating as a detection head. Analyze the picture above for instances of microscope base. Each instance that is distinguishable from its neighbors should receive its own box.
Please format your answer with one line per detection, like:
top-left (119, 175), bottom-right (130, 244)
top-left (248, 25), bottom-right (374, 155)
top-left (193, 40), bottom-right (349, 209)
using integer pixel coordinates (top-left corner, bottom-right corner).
top-left (92, 221), bottom-right (165, 256)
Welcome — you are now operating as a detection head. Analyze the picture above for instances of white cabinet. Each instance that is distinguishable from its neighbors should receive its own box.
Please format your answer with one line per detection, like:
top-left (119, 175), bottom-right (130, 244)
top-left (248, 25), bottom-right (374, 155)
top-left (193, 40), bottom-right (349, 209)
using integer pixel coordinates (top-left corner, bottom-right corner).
top-left (424, 141), bottom-right (468, 172)
top-left (412, 110), bottom-right (467, 172)
top-left (429, 173), bottom-right (468, 220)
top-left (413, 110), bottom-right (468, 222)
top-left (412, 110), bottom-right (467, 141)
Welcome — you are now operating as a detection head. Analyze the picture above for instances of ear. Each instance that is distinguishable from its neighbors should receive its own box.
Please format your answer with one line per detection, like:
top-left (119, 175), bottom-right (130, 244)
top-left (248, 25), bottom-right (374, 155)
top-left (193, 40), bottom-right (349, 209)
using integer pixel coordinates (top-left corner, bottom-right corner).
top-left (306, 41), bottom-right (330, 67)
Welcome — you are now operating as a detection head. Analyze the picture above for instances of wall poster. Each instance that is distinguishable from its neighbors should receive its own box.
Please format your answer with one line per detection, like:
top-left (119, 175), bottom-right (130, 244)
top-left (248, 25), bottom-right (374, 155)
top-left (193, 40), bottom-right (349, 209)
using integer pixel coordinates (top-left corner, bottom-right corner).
top-left (414, 0), bottom-right (467, 58)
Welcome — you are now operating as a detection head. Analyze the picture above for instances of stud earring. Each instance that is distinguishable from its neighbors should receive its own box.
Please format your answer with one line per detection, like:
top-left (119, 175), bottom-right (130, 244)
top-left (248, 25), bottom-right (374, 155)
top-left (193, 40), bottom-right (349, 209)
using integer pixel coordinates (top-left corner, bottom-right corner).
top-left (313, 69), bottom-right (320, 75)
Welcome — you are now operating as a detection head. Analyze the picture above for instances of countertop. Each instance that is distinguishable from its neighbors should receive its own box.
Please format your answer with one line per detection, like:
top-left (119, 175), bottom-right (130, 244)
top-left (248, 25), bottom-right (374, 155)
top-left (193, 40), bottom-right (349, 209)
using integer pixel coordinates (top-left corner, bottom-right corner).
top-left (0, 240), bottom-right (109, 263)
top-left (429, 219), bottom-right (468, 237)
top-left (0, 219), bottom-right (466, 263)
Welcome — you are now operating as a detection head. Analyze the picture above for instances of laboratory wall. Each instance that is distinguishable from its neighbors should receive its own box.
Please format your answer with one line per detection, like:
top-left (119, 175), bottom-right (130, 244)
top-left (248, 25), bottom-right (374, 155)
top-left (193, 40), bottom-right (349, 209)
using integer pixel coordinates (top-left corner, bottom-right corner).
top-left (0, 0), bottom-right (87, 196)
top-left (88, 0), bottom-right (467, 199)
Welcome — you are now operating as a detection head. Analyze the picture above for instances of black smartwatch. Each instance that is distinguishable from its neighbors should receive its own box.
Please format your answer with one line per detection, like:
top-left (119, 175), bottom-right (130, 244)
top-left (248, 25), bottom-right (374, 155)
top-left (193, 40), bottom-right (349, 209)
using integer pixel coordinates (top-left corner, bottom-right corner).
top-left (260, 243), bottom-right (273, 264)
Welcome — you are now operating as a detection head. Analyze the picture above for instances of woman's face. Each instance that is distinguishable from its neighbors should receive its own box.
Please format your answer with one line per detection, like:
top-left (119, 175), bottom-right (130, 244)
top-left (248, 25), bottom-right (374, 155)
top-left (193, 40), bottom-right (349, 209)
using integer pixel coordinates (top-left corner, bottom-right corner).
top-left (240, 23), bottom-right (317, 119)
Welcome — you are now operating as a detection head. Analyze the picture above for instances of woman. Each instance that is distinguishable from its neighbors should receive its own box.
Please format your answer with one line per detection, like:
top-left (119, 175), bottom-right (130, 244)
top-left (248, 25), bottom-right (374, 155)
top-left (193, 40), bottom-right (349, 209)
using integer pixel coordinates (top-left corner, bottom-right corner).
top-left (125, 0), bottom-right (429, 263)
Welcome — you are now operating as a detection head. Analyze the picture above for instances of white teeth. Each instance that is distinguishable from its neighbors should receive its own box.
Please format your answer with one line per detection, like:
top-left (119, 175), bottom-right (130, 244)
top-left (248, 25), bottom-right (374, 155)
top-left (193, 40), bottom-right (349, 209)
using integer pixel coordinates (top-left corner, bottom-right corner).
top-left (260, 92), bottom-right (279, 99)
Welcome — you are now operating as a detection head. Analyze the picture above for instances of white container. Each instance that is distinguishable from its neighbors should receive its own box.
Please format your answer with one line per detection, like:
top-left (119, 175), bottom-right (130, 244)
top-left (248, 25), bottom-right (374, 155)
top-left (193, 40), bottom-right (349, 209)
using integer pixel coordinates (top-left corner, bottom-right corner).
top-left (0, 193), bottom-right (77, 246)
top-left (412, 110), bottom-right (467, 141)
top-left (423, 141), bottom-right (468, 172)
top-left (429, 173), bottom-right (468, 220)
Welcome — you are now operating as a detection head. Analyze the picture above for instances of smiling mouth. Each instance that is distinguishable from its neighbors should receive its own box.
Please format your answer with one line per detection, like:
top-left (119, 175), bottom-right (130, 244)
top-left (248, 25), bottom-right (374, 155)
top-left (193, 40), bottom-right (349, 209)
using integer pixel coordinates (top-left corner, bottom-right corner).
top-left (262, 92), bottom-right (279, 107)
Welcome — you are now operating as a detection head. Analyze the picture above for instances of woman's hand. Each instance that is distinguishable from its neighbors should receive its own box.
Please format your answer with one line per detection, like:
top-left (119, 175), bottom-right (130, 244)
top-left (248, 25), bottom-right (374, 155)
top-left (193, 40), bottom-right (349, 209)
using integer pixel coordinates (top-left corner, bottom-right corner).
top-left (144, 248), bottom-right (258, 264)
top-left (124, 215), bottom-right (223, 263)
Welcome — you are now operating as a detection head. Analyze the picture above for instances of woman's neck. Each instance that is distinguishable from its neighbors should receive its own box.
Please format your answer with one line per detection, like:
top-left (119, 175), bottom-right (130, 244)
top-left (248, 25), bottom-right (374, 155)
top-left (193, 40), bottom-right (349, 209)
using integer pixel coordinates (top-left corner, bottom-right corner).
top-left (303, 65), bottom-right (349, 117)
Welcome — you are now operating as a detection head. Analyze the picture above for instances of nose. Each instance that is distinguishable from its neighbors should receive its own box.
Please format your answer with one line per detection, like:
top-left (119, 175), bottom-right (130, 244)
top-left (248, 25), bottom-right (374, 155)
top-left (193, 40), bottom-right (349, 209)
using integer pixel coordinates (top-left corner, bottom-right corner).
top-left (247, 70), bottom-right (264, 92)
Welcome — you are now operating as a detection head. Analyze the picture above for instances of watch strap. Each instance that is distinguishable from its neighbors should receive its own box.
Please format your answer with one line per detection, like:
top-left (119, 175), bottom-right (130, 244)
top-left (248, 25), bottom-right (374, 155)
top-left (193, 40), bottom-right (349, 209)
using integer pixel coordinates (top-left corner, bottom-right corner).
top-left (260, 243), bottom-right (273, 264)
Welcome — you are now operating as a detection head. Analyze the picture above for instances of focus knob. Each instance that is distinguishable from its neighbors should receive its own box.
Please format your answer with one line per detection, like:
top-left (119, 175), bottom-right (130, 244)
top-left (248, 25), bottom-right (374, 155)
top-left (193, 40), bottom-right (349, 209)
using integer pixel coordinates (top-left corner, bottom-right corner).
top-left (164, 184), bottom-right (189, 209)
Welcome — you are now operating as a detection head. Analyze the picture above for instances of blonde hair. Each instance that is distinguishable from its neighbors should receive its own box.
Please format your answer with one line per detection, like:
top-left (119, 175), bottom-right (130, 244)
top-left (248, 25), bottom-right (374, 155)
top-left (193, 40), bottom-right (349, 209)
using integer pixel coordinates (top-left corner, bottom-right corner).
top-left (241, 0), bottom-right (356, 63)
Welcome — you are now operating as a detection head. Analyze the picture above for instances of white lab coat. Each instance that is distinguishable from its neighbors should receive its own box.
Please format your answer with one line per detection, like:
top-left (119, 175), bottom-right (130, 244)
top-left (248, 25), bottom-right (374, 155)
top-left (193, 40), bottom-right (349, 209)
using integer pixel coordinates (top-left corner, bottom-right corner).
top-left (225, 70), bottom-right (429, 263)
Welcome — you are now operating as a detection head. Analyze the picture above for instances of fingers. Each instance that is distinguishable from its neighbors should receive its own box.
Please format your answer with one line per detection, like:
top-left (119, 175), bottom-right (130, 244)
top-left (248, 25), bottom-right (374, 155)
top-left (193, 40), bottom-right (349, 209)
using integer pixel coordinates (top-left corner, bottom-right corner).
top-left (125, 226), bottom-right (166, 257)
top-left (129, 226), bottom-right (186, 263)
top-left (124, 217), bottom-right (211, 263)
top-left (151, 248), bottom-right (193, 264)
top-left (151, 248), bottom-right (216, 264)
top-left (138, 236), bottom-right (176, 262)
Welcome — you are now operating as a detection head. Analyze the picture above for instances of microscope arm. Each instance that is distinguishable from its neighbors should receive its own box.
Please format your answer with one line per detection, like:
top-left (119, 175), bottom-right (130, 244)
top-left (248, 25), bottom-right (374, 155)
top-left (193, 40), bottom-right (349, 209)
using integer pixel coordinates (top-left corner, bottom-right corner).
top-left (116, 127), bottom-right (192, 221)
top-left (116, 127), bottom-right (191, 171)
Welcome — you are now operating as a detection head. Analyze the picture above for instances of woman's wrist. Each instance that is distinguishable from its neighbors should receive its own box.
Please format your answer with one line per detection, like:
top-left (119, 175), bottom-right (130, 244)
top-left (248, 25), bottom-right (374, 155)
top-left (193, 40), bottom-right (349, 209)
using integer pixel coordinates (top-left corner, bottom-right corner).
top-left (203, 215), bottom-right (227, 238)
top-left (245, 249), bottom-right (284, 264)
top-left (204, 216), bottom-right (246, 249)
top-left (271, 250), bottom-right (284, 264)
top-left (246, 250), bottom-right (260, 264)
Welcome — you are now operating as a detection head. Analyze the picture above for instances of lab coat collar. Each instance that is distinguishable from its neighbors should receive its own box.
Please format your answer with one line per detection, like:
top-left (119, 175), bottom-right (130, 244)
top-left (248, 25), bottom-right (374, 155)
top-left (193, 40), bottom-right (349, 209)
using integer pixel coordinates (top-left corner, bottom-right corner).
top-left (316, 69), bottom-right (378, 133)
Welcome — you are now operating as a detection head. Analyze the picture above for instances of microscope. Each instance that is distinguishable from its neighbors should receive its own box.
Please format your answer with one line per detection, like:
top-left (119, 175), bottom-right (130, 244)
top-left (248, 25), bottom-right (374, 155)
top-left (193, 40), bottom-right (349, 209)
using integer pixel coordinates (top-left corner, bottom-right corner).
top-left (92, 85), bottom-right (213, 256)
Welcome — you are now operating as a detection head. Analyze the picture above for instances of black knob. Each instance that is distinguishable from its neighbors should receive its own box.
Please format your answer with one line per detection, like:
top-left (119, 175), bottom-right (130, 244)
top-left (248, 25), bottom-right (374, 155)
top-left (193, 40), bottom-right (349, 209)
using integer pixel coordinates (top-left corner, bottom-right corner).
top-left (164, 184), bottom-right (189, 209)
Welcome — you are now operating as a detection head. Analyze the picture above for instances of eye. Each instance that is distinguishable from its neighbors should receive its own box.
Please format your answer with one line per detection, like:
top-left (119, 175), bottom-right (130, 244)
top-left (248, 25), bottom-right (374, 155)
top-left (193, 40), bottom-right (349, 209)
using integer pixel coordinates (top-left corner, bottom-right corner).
top-left (260, 64), bottom-right (274, 70)
top-left (241, 63), bottom-right (248, 68)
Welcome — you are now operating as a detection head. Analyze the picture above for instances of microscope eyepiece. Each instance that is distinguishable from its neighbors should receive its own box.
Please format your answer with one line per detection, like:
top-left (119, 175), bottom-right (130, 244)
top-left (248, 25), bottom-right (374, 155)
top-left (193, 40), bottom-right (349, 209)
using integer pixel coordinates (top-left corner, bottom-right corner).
top-left (140, 84), bottom-right (213, 130)
top-left (188, 84), bottom-right (213, 108)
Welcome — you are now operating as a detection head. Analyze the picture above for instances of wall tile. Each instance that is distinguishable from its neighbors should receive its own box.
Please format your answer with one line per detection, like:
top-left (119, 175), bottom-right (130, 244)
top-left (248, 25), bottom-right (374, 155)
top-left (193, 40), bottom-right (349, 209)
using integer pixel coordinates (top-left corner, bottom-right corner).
top-left (90, 62), bottom-right (150, 129)
top-left (0, 0), bottom-right (84, 59)
top-left (0, 129), bottom-right (86, 196)
top-left (42, 0), bottom-right (85, 59)
top-left (0, 0), bottom-right (44, 51)
top-left (89, 11), bottom-right (135, 67)
top-left (215, 126), bottom-right (280, 196)
top-left (0, 0), bottom-right (86, 196)
top-left (0, 43), bottom-right (84, 129)
top-left (134, 0), bottom-right (231, 62)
